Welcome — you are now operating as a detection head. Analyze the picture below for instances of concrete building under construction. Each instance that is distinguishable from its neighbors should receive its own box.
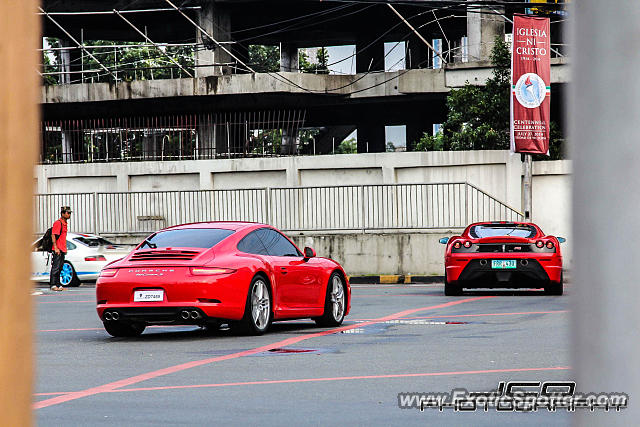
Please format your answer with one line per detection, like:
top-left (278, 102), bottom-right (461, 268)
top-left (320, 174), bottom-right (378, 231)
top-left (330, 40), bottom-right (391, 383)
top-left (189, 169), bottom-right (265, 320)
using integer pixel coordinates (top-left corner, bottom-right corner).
top-left (39, 0), bottom-right (568, 163)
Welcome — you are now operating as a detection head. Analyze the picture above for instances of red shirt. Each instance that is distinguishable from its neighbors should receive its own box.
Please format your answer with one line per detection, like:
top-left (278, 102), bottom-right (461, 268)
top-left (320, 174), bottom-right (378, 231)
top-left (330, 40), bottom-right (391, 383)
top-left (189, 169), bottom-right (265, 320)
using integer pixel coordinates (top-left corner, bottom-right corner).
top-left (52, 219), bottom-right (68, 253)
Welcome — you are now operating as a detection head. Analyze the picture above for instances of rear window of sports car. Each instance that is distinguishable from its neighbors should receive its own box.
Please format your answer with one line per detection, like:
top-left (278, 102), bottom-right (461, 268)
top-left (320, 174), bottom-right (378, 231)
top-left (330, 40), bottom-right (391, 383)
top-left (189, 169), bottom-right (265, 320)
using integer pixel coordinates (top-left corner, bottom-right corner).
top-left (145, 228), bottom-right (234, 249)
top-left (469, 224), bottom-right (537, 238)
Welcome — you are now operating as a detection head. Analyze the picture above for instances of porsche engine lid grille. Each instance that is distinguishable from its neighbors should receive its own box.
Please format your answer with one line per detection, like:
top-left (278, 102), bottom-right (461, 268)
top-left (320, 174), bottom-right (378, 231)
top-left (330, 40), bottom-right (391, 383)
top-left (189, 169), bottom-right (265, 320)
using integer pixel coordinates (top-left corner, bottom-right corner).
top-left (130, 250), bottom-right (200, 261)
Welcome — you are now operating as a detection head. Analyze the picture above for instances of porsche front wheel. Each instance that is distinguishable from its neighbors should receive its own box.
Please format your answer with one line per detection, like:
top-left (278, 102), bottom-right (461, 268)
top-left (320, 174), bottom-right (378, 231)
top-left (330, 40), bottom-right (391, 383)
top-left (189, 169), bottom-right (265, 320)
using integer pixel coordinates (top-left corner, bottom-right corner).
top-left (315, 272), bottom-right (346, 327)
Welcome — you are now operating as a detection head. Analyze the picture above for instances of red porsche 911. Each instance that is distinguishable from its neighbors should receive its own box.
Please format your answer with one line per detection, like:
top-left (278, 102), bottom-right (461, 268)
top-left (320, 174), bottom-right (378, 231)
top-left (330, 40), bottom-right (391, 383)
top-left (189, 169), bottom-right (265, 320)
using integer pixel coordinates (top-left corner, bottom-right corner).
top-left (440, 222), bottom-right (565, 296)
top-left (96, 222), bottom-right (350, 337)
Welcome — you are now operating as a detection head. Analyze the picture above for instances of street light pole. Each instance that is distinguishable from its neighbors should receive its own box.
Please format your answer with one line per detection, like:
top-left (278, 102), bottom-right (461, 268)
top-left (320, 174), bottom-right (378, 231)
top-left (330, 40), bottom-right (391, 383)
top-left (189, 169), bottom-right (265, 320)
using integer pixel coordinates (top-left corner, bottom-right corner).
top-left (523, 154), bottom-right (532, 220)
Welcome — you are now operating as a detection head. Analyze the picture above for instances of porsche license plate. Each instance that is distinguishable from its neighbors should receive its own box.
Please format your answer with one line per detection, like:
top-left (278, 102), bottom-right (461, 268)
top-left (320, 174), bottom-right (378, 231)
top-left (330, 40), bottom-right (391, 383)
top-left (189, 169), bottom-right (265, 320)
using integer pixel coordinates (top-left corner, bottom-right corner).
top-left (491, 260), bottom-right (517, 269)
top-left (134, 290), bottom-right (164, 302)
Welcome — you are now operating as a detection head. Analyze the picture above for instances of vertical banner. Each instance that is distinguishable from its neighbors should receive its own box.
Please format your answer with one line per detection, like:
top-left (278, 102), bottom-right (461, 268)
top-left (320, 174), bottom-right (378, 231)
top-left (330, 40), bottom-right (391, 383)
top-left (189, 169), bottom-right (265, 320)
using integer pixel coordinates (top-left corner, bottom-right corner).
top-left (510, 15), bottom-right (551, 154)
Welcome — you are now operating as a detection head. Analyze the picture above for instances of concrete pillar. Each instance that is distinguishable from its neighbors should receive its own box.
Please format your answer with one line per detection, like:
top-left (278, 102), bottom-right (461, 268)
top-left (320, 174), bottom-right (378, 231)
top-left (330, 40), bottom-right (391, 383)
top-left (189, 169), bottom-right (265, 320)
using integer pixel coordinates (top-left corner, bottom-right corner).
top-left (466, 4), bottom-right (504, 62)
top-left (356, 37), bottom-right (385, 73)
top-left (196, 120), bottom-right (215, 159)
top-left (573, 1), bottom-right (640, 424)
top-left (406, 123), bottom-right (431, 151)
top-left (356, 125), bottom-right (385, 153)
top-left (57, 39), bottom-right (82, 84)
top-left (142, 132), bottom-right (156, 160)
top-left (280, 129), bottom-right (297, 155)
top-left (58, 40), bottom-right (72, 84)
top-left (405, 36), bottom-right (430, 69)
top-left (196, 1), bottom-right (233, 77)
top-left (61, 129), bottom-right (73, 163)
top-left (280, 44), bottom-right (299, 72)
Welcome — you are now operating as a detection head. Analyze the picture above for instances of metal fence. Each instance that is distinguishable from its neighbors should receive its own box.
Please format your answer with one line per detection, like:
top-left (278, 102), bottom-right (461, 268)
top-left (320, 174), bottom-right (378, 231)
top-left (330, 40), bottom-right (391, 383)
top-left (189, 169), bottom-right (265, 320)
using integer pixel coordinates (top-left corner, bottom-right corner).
top-left (34, 183), bottom-right (523, 235)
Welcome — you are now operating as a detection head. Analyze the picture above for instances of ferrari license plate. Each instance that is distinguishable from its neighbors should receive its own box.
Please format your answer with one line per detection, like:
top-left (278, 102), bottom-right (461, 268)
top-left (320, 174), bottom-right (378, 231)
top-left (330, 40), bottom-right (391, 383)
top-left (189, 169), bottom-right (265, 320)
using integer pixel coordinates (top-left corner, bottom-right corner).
top-left (134, 290), bottom-right (164, 302)
top-left (491, 260), bottom-right (517, 269)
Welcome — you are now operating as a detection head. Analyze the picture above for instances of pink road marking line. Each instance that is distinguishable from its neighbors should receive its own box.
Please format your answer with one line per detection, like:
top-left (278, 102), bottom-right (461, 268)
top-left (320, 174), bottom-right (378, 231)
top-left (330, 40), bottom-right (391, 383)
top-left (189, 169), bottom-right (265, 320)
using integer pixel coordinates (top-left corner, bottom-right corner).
top-left (34, 296), bottom-right (493, 409)
top-left (38, 366), bottom-right (570, 396)
top-left (38, 327), bottom-right (103, 332)
top-left (351, 310), bottom-right (569, 321)
top-left (38, 325), bottom-right (201, 333)
top-left (38, 300), bottom-right (94, 304)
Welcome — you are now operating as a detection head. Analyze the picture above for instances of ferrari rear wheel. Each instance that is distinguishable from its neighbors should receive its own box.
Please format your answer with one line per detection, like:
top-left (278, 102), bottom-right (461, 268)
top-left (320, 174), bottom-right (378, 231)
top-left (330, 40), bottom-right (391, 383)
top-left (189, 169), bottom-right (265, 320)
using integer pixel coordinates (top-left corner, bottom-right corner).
top-left (444, 272), bottom-right (462, 296)
top-left (235, 276), bottom-right (272, 335)
top-left (103, 321), bottom-right (146, 337)
top-left (544, 273), bottom-right (564, 295)
top-left (315, 272), bottom-right (346, 327)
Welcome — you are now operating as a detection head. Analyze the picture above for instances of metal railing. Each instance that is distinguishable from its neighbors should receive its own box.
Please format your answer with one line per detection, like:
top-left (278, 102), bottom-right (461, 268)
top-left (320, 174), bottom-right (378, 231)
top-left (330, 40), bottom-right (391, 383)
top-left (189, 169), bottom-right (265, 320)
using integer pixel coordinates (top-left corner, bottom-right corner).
top-left (34, 183), bottom-right (523, 235)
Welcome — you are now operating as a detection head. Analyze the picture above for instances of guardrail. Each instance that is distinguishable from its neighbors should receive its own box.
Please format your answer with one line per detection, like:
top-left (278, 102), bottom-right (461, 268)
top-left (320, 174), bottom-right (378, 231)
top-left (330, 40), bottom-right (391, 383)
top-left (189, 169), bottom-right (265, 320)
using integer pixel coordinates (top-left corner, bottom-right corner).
top-left (34, 183), bottom-right (523, 235)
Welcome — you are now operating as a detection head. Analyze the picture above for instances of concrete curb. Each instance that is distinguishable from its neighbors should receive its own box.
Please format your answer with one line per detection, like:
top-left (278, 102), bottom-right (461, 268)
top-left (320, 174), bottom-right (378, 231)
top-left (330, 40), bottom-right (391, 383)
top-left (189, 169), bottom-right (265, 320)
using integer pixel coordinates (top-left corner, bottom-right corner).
top-left (348, 275), bottom-right (444, 285)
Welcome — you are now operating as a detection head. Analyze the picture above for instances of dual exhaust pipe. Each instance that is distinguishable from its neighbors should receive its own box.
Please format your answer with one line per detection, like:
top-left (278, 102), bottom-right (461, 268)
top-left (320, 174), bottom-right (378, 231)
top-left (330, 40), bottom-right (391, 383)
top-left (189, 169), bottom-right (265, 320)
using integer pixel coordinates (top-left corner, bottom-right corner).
top-left (103, 309), bottom-right (202, 321)
top-left (103, 311), bottom-right (120, 321)
top-left (180, 310), bottom-right (201, 320)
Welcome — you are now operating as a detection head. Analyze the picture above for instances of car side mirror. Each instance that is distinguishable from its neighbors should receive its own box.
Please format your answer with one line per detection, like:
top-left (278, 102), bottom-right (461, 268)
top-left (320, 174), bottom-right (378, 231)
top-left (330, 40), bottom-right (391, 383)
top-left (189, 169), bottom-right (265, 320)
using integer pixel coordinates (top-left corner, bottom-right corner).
top-left (557, 237), bottom-right (566, 244)
top-left (439, 237), bottom-right (450, 244)
top-left (304, 247), bottom-right (316, 259)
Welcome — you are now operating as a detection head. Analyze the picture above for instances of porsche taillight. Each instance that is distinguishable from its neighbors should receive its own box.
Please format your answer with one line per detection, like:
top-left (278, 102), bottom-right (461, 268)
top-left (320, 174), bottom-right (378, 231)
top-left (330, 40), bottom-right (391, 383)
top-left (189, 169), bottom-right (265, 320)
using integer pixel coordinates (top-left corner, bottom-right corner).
top-left (99, 269), bottom-right (117, 278)
top-left (190, 267), bottom-right (236, 276)
top-left (85, 255), bottom-right (107, 261)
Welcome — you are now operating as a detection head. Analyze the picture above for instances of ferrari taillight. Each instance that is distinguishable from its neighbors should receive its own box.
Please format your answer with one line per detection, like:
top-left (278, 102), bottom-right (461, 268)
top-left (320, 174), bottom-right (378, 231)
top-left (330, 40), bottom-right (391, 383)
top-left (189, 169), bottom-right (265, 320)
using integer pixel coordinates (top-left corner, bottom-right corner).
top-left (546, 241), bottom-right (555, 249)
top-left (453, 241), bottom-right (462, 249)
top-left (463, 241), bottom-right (472, 248)
top-left (536, 240), bottom-right (544, 248)
top-left (190, 267), bottom-right (236, 276)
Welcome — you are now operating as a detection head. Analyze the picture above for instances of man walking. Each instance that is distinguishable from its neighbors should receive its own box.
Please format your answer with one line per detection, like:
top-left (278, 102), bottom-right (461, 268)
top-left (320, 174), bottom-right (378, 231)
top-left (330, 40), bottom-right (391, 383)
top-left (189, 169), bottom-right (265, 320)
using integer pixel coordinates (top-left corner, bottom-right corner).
top-left (50, 206), bottom-right (72, 291)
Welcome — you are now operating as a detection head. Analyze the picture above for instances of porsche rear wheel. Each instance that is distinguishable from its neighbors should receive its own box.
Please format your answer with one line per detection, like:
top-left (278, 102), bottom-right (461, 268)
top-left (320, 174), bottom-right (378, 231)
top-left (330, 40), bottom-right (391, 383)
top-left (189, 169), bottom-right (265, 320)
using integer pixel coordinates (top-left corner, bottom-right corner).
top-left (103, 321), bottom-right (146, 337)
top-left (315, 272), bottom-right (346, 327)
top-left (235, 276), bottom-right (272, 335)
top-left (444, 272), bottom-right (462, 296)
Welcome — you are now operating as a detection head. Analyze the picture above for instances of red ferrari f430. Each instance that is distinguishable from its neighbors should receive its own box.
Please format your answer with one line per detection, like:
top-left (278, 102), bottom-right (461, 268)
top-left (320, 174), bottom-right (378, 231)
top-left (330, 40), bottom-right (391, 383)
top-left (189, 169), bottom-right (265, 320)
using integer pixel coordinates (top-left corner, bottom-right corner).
top-left (96, 222), bottom-right (350, 337)
top-left (440, 222), bottom-right (564, 296)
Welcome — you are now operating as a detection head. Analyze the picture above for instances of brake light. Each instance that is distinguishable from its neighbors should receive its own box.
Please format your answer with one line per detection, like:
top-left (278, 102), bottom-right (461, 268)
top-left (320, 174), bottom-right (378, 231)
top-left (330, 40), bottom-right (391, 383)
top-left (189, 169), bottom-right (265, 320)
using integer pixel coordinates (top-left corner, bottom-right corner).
top-left (536, 240), bottom-right (544, 248)
top-left (463, 241), bottom-right (472, 248)
top-left (546, 241), bottom-right (555, 249)
top-left (190, 267), bottom-right (236, 276)
top-left (85, 255), bottom-right (107, 261)
top-left (453, 241), bottom-right (462, 249)
top-left (99, 269), bottom-right (117, 278)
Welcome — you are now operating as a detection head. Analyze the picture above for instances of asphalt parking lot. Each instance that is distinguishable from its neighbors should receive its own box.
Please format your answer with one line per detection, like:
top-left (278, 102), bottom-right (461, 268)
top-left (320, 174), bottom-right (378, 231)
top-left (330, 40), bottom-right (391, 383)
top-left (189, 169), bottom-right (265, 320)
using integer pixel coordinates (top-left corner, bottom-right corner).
top-left (34, 282), bottom-right (571, 426)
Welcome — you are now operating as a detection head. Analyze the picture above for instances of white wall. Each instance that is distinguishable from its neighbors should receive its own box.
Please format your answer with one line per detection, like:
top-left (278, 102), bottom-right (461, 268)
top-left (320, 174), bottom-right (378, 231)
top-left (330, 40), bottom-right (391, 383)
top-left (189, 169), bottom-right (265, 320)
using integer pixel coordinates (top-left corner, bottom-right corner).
top-left (35, 151), bottom-right (572, 273)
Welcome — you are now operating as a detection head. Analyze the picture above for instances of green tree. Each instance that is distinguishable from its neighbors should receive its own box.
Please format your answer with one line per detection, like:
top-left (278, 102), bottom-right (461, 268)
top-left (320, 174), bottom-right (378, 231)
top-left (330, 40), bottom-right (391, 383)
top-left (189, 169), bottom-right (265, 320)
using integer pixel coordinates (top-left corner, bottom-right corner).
top-left (42, 38), bottom-right (60, 86)
top-left (45, 39), bottom-right (195, 84)
top-left (299, 47), bottom-right (329, 74)
top-left (248, 45), bottom-right (279, 73)
top-left (335, 137), bottom-right (356, 154)
top-left (415, 36), bottom-right (565, 159)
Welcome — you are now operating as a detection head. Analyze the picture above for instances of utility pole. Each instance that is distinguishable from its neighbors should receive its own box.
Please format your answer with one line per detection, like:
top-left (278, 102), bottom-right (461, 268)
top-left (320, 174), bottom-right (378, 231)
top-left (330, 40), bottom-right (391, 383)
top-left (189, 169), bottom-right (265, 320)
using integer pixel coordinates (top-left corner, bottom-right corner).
top-left (572, 1), bottom-right (639, 424)
top-left (0, 1), bottom-right (38, 425)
